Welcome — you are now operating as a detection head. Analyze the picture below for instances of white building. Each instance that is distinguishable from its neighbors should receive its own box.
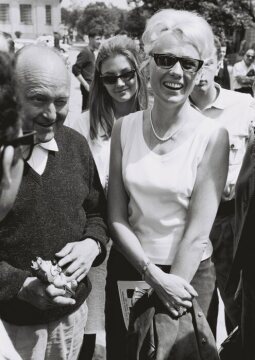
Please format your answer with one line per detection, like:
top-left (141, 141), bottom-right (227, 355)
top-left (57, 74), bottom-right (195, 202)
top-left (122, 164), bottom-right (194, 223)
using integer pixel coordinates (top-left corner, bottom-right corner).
top-left (0, 0), bottom-right (62, 38)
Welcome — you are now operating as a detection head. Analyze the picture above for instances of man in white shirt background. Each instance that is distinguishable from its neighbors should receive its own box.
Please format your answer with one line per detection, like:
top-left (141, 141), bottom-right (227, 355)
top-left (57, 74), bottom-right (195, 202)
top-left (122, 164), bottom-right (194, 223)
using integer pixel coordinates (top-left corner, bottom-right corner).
top-left (232, 48), bottom-right (255, 96)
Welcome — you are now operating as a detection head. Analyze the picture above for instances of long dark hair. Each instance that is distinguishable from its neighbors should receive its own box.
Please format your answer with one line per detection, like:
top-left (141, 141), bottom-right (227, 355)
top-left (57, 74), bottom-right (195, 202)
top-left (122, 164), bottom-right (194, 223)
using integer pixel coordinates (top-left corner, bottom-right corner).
top-left (0, 51), bottom-right (19, 146)
top-left (89, 35), bottom-right (148, 140)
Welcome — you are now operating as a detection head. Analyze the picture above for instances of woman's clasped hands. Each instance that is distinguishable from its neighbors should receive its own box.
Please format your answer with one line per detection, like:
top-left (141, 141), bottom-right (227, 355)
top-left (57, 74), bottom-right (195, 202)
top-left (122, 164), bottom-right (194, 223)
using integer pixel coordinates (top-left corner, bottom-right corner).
top-left (145, 263), bottom-right (198, 318)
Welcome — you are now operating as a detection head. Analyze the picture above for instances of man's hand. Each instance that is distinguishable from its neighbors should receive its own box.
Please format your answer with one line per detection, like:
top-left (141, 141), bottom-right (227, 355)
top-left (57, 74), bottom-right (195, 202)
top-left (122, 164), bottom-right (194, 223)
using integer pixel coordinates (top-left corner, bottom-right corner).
top-left (77, 74), bottom-right (90, 92)
top-left (55, 239), bottom-right (100, 282)
top-left (17, 277), bottom-right (76, 310)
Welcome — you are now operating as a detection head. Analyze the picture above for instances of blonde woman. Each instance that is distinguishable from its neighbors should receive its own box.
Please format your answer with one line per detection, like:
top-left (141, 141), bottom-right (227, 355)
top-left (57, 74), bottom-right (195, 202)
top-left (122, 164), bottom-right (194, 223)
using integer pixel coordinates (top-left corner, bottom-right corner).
top-left (107, 9), bottom-right (229, 359)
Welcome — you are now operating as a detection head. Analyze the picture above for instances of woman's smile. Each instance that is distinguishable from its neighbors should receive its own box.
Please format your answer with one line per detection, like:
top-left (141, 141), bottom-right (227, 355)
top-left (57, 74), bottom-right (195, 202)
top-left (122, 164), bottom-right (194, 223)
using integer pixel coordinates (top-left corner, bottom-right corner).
top-left (163, 81), bottom-right (184, 90)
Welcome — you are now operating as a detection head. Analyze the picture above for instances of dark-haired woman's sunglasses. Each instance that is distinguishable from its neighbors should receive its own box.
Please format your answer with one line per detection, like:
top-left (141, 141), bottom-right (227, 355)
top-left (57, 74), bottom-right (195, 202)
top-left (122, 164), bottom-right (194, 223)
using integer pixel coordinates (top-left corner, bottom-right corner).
top-left (100, 69), bottom-right (136, 85)
top-left (1, 130), bottom-right (37, 162)
top-left (152, 53), bottom-right (204, 73)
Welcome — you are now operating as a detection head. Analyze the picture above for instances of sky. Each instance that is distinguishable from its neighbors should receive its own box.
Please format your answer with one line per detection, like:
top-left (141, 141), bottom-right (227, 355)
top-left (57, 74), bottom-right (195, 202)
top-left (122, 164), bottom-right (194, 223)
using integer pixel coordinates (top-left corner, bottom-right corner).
top-left (61, 0), bottom-right (129, 10)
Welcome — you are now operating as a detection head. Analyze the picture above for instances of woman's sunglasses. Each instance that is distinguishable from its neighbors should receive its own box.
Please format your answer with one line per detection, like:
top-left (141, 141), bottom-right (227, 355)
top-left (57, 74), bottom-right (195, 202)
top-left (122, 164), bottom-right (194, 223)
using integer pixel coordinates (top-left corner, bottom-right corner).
top-left (152, 53), bottom-right (204, 74)
top-left (100, 69), bottom-right (136, 85)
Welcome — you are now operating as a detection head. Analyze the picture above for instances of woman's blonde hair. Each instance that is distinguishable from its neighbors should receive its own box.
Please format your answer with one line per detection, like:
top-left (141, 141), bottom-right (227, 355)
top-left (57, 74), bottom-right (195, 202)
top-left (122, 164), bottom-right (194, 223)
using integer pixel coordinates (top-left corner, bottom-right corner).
top-left (89, 35), bottom-right (148, 140)
top-left (142, 9), bottom-right (215, 60)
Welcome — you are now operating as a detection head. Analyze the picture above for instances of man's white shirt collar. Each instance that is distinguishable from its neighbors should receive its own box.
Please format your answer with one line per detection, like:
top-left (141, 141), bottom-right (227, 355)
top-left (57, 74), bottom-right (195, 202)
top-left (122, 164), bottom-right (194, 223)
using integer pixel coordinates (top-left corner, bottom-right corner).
top-left (190, 83), bottom-right (225, 112)
top-left (27, 138), bottom-right (59, 175)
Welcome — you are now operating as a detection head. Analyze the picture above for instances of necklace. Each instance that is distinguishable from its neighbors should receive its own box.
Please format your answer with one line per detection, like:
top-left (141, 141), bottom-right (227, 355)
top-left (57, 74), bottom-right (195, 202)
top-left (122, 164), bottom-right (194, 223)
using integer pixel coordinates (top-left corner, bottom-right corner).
top-left (149, 110), bottom-right (185, 142)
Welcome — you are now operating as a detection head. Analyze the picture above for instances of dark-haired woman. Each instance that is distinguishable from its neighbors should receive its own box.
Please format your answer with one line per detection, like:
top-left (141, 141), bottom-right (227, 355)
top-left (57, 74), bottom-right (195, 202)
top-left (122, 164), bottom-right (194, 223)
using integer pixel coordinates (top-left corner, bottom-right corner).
top-left (66, 34), bottom-right (147, 360)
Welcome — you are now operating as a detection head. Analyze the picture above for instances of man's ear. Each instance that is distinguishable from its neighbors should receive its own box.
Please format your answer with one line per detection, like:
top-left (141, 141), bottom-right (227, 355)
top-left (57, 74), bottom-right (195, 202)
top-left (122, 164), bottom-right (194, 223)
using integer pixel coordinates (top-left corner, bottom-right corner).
top-left (1, 146), bottom-right (14, 189)
top-left (216, 60), bottom-right (222, 75)
top-left (194, 69), bottom-right (202, 85)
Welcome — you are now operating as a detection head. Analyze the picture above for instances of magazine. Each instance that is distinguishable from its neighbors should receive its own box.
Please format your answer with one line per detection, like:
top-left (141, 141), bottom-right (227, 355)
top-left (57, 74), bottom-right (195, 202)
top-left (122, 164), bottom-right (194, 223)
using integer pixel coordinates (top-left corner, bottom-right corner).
top-left (117, 280), bottom-right (151, 329)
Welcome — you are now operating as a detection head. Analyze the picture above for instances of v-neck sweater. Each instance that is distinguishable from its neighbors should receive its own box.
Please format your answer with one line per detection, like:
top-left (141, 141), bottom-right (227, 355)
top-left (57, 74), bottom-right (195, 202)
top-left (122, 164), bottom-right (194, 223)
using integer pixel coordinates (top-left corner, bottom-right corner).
top-left (0, 125), bottom-right (108, 325)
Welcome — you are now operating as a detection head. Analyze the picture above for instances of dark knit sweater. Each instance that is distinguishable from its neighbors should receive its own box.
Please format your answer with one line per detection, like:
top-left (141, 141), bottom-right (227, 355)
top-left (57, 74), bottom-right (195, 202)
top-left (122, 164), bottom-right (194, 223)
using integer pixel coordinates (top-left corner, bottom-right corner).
top-left (0, 125), bottom-right (108, 325)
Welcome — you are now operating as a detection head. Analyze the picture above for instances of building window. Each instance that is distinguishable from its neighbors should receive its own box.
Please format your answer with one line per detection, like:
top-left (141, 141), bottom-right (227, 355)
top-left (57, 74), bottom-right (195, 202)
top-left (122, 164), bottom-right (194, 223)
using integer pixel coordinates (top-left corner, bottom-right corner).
top-left (45, 5), bottom-right (51, 25)
top-left (20, 4), bottom-right (32, 25)
top-left (0, 4), bottom-right (9, 23)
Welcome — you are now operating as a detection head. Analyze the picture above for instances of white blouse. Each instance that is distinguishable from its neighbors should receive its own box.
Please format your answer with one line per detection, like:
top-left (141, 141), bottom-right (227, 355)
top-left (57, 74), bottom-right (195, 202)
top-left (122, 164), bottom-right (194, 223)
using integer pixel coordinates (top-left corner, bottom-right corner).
top-left (65, 111), bottom-right (111, 192)
top-left (121, 110), bottom-right (219, 265)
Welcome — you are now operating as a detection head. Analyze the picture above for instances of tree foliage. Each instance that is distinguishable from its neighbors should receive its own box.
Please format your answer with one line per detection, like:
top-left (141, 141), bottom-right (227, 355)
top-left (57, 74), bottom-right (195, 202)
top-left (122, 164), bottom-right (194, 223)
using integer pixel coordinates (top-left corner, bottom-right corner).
top-left (124, 7), bottom-right (146, 38)
top-left (61, 0), bottom-right (255, 46)
top-left (76, 2), bottom-right (125, 37)
top-left (61, 7), bottom-right (82, 29)
top-left (134, 0), bottom-right (255, 43)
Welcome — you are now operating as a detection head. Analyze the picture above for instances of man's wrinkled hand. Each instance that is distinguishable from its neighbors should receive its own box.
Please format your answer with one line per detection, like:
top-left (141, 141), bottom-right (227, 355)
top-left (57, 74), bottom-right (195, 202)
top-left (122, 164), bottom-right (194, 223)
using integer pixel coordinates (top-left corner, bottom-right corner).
top-left (55, 239), bottom-right (100, 282)
top-left (17, 277), bottom-right (76, 310)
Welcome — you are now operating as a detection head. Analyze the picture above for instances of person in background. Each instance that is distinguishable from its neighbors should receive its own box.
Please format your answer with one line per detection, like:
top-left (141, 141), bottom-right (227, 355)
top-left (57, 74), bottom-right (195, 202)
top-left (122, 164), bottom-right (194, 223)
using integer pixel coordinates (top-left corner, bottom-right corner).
top-left (214, 42), bottom-right (230, 90)
top-left (226, 122), bottom-right (255, 360)
top-left (190, 36), bottom-right (255, 337)
top-left (233, 49), bottom-right (255, 96)
top-left (0, 45), bottom-right (108, 360)
top-left (0, 50), bottom-right (35, 360)
top-left (53, 32), bottom-right (61, 50)
top-left (66, 34), bottom-right (147, 360)
top-left (107, 9), bottom-right (229, 359)
top-left (72, 31), bottom-right (102, 112)
top-left (0, 31), bottom-right (15, 53)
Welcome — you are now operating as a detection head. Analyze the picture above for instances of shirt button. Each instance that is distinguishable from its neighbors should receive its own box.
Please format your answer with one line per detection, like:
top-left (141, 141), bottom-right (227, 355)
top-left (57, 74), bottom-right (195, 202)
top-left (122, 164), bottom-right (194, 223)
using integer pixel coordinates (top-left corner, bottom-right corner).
top-left (198, 312), bottom-right (203, 317)
top-left (201, 338), bottom-right (207, 344)
top-left (230, 144), bottom-right (235, 149)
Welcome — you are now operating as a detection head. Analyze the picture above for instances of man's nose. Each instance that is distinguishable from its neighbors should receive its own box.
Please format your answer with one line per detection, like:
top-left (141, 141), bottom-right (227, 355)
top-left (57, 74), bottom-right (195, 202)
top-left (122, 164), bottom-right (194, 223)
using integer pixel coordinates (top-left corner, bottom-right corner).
top-left (43, 103), bottom-right (57, 121)
top-left (199, 70), bottom-right (206, 80)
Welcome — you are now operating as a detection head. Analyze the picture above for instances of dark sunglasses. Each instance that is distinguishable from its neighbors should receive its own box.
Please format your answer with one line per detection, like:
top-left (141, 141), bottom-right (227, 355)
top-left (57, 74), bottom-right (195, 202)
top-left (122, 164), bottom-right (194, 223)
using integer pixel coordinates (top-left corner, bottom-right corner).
top-left (1, 130), bottom-right (37, 162)
top-left (100, 69), bottom-right (136, 85)
top-left (152, 53), bottom-right (204, 73)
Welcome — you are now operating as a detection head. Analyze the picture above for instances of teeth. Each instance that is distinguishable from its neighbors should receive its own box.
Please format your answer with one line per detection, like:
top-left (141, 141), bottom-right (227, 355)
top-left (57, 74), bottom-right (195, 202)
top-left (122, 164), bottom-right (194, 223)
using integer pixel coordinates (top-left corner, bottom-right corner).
top-left (164, 82), bottom-right (183, 89)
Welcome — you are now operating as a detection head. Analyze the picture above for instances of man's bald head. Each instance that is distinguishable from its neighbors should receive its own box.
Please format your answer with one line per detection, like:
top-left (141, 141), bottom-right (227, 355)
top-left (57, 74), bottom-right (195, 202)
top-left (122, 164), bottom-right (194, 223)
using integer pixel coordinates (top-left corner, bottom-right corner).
top-left (15, 45), bottom-right (71, 143)
top-left (15, 45), bottom-right (70, 87)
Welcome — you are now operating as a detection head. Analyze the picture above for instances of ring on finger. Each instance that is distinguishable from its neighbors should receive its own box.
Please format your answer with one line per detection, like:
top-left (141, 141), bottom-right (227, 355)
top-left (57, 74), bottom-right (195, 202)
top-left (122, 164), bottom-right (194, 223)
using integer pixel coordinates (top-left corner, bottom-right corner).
top-left (178, 306), bottom-right (187, 316)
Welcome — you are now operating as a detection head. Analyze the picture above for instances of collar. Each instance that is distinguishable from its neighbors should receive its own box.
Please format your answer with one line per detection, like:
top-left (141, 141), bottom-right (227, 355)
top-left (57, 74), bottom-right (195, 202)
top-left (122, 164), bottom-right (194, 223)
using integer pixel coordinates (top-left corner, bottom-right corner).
top-left (208, 83), bottom-right (226, 110)
top-left (88, 45), bottom-right (95, 53)
top-left (39, 138), bottom-right (59, 152)
top-left (241, 59), bottom-right (251, 68)
top-left (27, 138), bottom-right (58, 175)
top-left (190, 83), bottom-right (225, 112)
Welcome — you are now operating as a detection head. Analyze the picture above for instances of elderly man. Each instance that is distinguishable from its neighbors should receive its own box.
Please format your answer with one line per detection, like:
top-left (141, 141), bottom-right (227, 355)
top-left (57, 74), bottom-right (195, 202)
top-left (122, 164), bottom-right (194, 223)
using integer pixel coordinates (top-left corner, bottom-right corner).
top-left (233, 49), bottom-right (255, 96)
top-left (190, 39), bottom-right (255, 336)
top-left (0, 45), bottom-right (108, 360)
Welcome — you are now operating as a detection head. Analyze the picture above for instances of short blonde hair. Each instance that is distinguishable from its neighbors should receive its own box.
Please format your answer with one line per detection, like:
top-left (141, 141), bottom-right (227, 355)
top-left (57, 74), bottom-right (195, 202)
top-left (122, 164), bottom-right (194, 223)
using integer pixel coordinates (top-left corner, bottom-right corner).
top-left (142, 9), bottom-right (215, 60)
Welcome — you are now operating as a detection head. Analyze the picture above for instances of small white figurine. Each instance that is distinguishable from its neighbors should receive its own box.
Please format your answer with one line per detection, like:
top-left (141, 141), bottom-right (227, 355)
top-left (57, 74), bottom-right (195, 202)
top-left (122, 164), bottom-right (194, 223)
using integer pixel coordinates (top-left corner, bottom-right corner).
top-left (31, 257), bottom-right (78, 298)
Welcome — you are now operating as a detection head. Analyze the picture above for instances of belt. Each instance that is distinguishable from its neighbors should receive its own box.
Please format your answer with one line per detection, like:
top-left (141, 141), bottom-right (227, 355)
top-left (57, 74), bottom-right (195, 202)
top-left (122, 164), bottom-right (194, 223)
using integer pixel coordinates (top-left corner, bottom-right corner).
top-left (216, 199), bottom-right (235, 217)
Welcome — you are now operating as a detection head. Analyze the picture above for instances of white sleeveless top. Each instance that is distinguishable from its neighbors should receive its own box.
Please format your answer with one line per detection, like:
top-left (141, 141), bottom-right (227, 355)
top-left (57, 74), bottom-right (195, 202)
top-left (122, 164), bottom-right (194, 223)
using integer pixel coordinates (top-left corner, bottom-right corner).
top-left (121, 110), bottom-right (219, 265)
top-left (65, 111), bottom-right (111, 192)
